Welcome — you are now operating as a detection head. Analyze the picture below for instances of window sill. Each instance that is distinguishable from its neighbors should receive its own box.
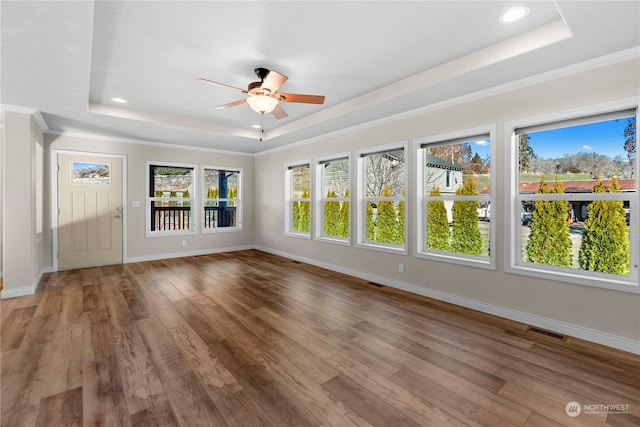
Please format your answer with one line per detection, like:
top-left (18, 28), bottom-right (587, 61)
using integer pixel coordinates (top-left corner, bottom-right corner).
top-left (414, 250), bottom-right (494, 270)
top-left (506, 263), bottom-right (640, 294)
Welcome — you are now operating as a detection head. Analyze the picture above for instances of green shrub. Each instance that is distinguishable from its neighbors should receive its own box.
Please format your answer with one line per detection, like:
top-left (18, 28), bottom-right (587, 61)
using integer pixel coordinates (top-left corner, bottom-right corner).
top-left (578, 178), bottom-right (630, 275)
top-left (451, 177), bottom-right (482, 255)
top-left (526, 176), bottom-right (572, 267)
top-left (426, 186), bottom-right (449, 251)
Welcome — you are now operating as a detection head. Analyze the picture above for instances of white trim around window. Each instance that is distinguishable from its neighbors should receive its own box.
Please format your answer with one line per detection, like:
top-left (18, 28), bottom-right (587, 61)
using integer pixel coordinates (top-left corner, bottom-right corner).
top-left (313, 153), bottom-right (352, 246)
top-left (355, 141), bottom-right (408, 255)
top-left (284, 160), bottom-right (312, 239)
top-left (505, 98), bottom-right (639, 293)
top-left (146, 161), bottom-right (197, 238)
top-left (413, 125), bottom-right (496, 270)
top-left (201, 165), bottom-right (243, 233)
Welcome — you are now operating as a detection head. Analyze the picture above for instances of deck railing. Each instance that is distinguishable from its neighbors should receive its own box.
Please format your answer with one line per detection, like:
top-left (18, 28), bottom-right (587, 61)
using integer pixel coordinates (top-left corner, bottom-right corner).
top-left (151, 204), bottom-right (236, 231)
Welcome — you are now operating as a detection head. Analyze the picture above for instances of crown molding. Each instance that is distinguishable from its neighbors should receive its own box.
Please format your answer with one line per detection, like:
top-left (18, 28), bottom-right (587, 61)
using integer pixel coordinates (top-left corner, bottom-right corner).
top-left (0, 104), bottom-right (49, 133)
top-left (256, 47), bottom-right (639, 156)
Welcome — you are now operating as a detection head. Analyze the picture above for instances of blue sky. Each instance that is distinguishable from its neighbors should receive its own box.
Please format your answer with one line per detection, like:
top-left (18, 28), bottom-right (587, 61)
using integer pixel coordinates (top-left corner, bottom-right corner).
top-left (73, 162), bottom-right (108, 171)
top-left (528, 117), bottom-right (633, 159)
top-left (466, 116), bottom-right (634, 161)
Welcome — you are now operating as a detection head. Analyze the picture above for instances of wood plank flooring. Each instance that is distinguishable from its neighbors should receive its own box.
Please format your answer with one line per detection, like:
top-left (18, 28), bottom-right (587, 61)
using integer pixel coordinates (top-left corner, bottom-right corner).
top-left (1, 249), bottom-right (639, 426)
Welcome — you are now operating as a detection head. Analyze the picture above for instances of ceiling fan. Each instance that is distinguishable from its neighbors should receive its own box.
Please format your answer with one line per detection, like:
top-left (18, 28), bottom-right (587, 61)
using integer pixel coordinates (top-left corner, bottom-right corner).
top-left (197, 68), bottom-right (325, 121)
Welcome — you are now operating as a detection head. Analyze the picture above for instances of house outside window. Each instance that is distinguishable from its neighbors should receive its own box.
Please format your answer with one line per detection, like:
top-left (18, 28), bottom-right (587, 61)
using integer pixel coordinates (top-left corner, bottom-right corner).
top-left (147, 162), bottom-right (196, 236)
top-left (285, 163), bottom-right (311, 236)
top-left (356, 142), bottom-right (407, 253)
top-left (315, 155), bottom-right (350, 243)
top-left (415, 128), bottom-right (494, 267)
top-left (202, 167), bottom-right (242, 232)
top-left (508, 103), bottom-right (638, 291)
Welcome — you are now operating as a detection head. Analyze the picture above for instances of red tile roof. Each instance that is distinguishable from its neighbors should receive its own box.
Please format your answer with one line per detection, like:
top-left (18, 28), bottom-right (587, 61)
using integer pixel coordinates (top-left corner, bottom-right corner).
top-left (481, 179), bottom-right (636, 194)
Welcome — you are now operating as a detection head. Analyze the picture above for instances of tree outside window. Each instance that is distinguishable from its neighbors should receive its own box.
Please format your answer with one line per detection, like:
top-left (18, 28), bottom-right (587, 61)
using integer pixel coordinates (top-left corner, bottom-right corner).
top-left (515, 110), bottom-right (637, 282)
top-left (360, 148), bottom-right (406, 248)
top-left (319, 158), bottom-right (350, 240)
top-left (203, 168), bottom-right (241, 231)
top-left (417, 133), bottom-right (492, 262)
top-left (288, 164), bottom-right (311, 234)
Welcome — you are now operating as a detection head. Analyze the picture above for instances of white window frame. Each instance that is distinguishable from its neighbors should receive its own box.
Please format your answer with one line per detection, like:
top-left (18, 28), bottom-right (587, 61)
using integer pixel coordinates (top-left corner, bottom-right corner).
top-left (146, 161), bottom-right (197, 237)
top-left (355, 141), bottom-right (408, 255)
top-left (284, 161), bottom-right (312, 239)
top-left (201, 166), bottom-right (243, 233)
top-left (314, 153), bottom-right (351, 245)
top-left (505, 98), bottom-right (639, 293)
top-left (414, 125), bottom-right (496, 269)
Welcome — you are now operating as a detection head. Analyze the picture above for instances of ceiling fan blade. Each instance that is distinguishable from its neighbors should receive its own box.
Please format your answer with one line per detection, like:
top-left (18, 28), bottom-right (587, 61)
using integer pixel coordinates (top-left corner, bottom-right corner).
top-left (197, 78), bottom-right (247, 93)
top-left (261, 70), bottom-right (288, 93)
top-left (271, 104), bottom-right (288, 120)
top-left (278, 93), bottom-right (325, 104)
top-left (214, 99), bottom-right (247, 109)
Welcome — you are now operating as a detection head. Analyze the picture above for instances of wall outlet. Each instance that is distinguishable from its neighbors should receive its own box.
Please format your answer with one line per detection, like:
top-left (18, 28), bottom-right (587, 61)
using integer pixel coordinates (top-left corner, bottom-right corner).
top-left (182, 239), bottom-right (187, 247)
top-left (399, 263), bottom-right (405, 273)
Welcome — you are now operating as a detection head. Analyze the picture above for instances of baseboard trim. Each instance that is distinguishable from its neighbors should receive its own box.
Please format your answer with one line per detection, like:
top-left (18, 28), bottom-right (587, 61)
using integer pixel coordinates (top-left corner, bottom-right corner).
top-left (255, 245), bottom-right (640, 355)
top-left (0, 266), bottom-right (53, 299)
top-left (1, 285), bottom-right (36, 299)
top-left (125, 245), bottom-right (255, 264)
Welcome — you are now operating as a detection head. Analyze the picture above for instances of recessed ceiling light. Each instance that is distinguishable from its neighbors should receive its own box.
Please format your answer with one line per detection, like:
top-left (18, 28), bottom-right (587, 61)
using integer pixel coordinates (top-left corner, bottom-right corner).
top-left (500, 6), bottom-right (529, 23)
top-left (252, 124), bottom-right (262, 129)
top-left (110, 97), bottom-right (128, 104)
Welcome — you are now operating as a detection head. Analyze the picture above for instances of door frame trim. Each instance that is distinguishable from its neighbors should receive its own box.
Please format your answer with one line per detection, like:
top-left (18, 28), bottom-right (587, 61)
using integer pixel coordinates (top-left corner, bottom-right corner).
top-left (52, 150), bottom-right (127, 272)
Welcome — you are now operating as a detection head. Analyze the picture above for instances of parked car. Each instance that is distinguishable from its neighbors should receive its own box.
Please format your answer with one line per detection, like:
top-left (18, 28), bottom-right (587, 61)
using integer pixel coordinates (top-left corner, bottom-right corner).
top-left (521, 211), bottom-right (532, 225)
top-left (478, 203), bottom-right (490, 221)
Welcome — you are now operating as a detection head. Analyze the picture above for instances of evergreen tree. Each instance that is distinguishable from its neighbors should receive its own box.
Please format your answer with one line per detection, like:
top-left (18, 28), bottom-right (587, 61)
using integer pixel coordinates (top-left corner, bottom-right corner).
top-left (395, 188), bottom-right (405, 245)
top-left (323, 190), bottom-right (341, 237)
top-left (526, 177), bottom-right (572, 266)
top-left (450, 177), bottom-right (482, 255)
top-left (519, 134), bottom-right (536, 173)
top-left (578, 178), bottom-right (630, 275)
top-left (338, 189), bottom-right (350, 238)
top-left (228, 186), bottom-right (237, 206)
top-left (297, 188), bottom-right (311, 232)
top-left (426, 186), bottom-right (449, 251)
top-left (376, 185), bottom-right (398, 244)
top-left (292, 200), bottom-right (301, 231)
top-left (366, 194), bottom-right (375, 241)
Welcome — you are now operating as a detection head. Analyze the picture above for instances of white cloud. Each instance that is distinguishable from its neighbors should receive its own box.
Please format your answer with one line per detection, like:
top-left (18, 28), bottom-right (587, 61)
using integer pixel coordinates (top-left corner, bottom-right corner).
top-left (582, 144), bottom-right (593, 151)
top-left (475, 140), bottom-right (489, 146)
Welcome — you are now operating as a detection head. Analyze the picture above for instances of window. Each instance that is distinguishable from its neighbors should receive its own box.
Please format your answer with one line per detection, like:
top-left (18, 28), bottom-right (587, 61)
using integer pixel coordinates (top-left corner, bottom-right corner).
top-left (147, 162), bottom-right (196, 236)
top-left (202, 167), bottom-right (242, 232)
top-left (285, 163), bottom-right (311, 236)
top-left (315, 156), bottom-right (350, 243)
top-left (416, 129), bottom-right (494, 267)
top-left (509, 106), bottom-right (638, 291)
top-left (356, 143), bottom-right (407, 253)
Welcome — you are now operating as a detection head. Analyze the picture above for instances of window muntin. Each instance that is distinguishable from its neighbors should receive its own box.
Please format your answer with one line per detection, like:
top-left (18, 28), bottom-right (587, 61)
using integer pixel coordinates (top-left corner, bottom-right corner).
top-left (357, 145), bottom-right (406, 251)
top-left (286, 164), bottom-right (311, 235)
top-left (202, 167), bottom-right (241, 232)
top-left (317, 157), bottom-right (350, 241)
top-left (416, 132), bottom-right (493, 265)
top-left (148, 163), bottom-right (196, 235)
top-left (512, 109), bottom-right (638, 288)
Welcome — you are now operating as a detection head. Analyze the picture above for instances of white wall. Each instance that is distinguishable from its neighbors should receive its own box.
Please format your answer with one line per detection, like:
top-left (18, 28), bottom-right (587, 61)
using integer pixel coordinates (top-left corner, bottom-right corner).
top-left (254, 58), bottom-right (640, 351)
top-left (45, 134), bottom-right (255, 263)
top-left (0, 124), bottom-right (4, 278)
top-left (2, 111), bottom-right (46, 297)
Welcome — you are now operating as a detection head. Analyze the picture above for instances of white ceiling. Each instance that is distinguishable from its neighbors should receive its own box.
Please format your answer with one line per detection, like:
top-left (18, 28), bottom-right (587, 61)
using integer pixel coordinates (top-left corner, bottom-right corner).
top-left (2, 1), bottom-right (639, 154)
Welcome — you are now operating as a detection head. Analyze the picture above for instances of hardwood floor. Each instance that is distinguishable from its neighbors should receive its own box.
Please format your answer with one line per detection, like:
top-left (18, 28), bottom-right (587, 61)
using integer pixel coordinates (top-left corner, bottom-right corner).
top-left (1, 249), bottom-right (639, 426)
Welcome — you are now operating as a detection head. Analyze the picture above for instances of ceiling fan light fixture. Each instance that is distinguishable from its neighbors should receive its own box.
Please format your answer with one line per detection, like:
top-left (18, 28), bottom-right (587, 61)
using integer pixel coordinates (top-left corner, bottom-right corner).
top-left (246, 95), bottom-right (279, 114)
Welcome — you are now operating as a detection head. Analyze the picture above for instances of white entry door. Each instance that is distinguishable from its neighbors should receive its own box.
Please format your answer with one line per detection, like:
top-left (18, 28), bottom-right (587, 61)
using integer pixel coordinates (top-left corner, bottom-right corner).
top-left (58, 153), bottom-right (123, 270)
